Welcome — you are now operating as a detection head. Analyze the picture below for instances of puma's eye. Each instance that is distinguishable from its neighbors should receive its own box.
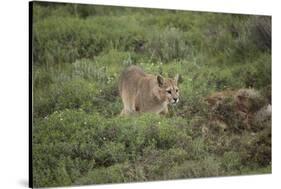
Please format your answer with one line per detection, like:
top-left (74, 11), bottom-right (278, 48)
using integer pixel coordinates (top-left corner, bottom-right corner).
top-left (176, 89), bottom-right (178, 93)
top-left (167, 90), bottom-right (172, 94)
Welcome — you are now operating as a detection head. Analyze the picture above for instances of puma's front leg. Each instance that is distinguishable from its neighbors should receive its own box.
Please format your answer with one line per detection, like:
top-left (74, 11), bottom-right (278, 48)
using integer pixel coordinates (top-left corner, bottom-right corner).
top-left (160, 106), bottom-right (168, 115)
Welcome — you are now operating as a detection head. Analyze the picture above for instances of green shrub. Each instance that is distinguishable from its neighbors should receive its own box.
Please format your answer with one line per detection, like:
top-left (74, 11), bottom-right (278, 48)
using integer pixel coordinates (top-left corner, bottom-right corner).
top-left (165, 156), bottom-right (221, 179)
top-left (222, 151), bottom-right (242, 171)
top-left (249, 16), bottom-right (271, 51)
top-left (33, 77), bottom-right (98, 117)
top-left (74, 162), bottom-right (131, 185)
top-left (54, 79), bottom-right (97, 110)
top-left (33, 110), bottom-right (197, 187)
top-left (33, 10), bottom-right (146, 65)
top-left (146, 27), bottom-right (190, 62)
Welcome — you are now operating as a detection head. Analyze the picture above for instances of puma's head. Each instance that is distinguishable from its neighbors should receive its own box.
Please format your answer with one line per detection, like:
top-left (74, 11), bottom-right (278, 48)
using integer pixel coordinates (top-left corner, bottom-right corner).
top-left (156, 74), bottom-right (180, 105)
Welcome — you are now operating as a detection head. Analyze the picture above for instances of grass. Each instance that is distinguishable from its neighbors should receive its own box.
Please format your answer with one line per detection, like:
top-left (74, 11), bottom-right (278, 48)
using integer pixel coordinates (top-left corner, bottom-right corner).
top-left (32, 2), bottom-right (271, 188)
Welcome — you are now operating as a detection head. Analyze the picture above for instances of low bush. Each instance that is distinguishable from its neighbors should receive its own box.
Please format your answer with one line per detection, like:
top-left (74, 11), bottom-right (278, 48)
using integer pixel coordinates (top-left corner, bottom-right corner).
top-left (33, 110), bottom-right (193, 187)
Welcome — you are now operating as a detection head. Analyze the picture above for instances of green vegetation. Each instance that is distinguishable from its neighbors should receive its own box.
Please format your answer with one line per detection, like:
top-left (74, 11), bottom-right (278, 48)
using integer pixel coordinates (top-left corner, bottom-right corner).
top-left (32, 2), bottom-right (271, 187)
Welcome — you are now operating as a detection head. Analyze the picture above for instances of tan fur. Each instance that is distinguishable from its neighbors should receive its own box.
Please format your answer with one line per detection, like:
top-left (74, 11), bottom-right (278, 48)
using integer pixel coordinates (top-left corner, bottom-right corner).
top-left (119, 65), bottom-right (180, 116)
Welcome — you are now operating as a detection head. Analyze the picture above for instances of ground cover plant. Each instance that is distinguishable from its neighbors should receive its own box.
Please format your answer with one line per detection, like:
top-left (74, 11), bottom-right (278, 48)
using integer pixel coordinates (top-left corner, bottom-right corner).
top-left (31, 2), bottom-right (271, 187)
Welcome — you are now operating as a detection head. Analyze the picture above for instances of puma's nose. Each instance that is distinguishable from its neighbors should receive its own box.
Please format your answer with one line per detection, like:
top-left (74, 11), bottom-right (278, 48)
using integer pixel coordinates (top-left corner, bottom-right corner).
top-left (173, 98), bottom-right (178, 103)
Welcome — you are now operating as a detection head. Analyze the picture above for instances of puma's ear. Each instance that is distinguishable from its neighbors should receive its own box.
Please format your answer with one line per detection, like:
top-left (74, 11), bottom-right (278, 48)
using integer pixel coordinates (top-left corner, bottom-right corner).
top-left (157, 75), bottom-right (164, 87)
top-left (174, 74), bottom-right (179, 84)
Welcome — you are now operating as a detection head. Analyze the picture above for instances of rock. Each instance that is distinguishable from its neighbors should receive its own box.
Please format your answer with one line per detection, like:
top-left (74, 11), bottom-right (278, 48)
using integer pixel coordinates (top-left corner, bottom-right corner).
top-left (234, 88), bottom-right (266, 114)
top-left (206, 88), bottom-right (270, 131)
top-left (254, 104), bottom-right (272, 124)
